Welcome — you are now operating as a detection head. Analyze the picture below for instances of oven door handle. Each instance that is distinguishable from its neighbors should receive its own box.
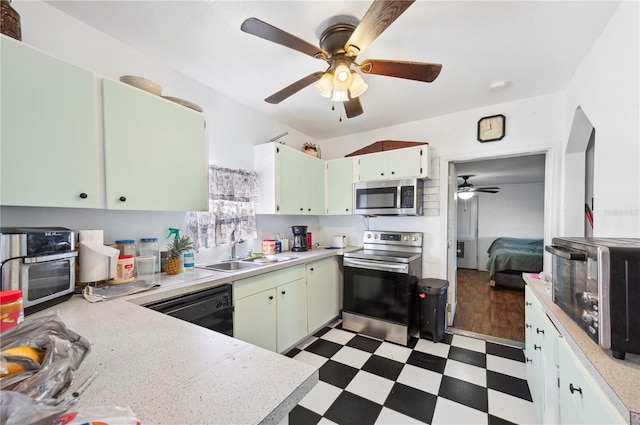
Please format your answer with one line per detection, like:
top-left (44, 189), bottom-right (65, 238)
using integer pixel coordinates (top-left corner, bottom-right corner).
top-left (344, 259), bottom-right (408, 273)
top-left (23, 251), bottom-right (78, 264)
top-left (544, 245), bottom-right (586, 261)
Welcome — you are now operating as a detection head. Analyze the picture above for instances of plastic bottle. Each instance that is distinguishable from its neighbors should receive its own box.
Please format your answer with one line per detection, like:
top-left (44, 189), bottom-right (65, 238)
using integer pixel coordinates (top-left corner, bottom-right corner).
top-left (275, 232), bottom-right (282, 253)
top-left (183, 249), bottom-right (195, 273)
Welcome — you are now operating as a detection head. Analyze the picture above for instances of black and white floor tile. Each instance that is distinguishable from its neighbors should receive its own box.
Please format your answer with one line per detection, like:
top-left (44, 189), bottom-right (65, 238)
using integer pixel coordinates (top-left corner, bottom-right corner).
top-left (283, 320), bottom-right (537, 425)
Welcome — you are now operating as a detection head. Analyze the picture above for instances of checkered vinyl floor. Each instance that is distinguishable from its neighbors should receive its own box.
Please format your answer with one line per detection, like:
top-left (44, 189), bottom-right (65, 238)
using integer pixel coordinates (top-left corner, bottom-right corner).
top-left (283, 320), bottom-right (537, 425)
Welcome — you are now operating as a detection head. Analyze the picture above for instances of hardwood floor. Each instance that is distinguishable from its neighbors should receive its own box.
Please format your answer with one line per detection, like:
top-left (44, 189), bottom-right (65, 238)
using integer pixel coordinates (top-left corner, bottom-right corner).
top-left (453, 268), bottom-right (525, 343)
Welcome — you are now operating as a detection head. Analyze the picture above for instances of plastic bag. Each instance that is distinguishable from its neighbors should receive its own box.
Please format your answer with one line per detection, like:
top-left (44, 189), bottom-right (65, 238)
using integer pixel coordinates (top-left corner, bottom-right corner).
top-left (0, 391), bottom-right (71, 425)
top-left (0, 312), bottom-right (90, 400)
top-left (55, 406), bottom-right (141, 425)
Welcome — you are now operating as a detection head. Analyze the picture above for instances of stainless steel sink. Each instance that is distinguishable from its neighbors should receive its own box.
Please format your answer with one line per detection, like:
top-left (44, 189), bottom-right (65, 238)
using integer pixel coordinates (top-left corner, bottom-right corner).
top-left (201, 261), bottom-right (262, 272)
top-left (241, 255), bottom-right (297, 264)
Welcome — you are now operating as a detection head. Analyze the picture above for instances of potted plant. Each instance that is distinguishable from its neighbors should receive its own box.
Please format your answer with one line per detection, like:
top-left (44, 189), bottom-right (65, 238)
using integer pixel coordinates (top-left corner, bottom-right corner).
top-left (165, 236), bottom-right (194, 275)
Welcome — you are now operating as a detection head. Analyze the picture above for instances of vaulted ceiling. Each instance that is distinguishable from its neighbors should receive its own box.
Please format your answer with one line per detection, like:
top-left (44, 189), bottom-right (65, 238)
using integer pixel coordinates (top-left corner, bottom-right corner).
top-left (45, 1), bottom-right (619, 140)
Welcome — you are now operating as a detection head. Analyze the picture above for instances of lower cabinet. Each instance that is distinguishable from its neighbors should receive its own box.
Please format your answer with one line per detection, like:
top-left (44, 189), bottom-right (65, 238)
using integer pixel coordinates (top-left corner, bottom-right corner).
top-left (525, 285), bottom-right (559, 424)
top-left (306, 257), bottom-right (340, 333)
top-left (525, 284), bottom-right (625, 424)
top-left (233, 265), bottom-right (307, 353)
top-left (558, 339), bottom-right (625, 424)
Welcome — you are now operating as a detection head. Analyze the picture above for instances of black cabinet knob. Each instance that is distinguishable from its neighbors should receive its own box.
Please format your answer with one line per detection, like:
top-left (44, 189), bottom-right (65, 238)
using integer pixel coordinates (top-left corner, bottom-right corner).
top-left (79, 192), bottom-right (88, 199)
top-left (300, 208), bottom-right (304, 211)
top-left (536, 328), bottom-right (545, 335)
top-left (281, 291), bottom-right (286, 295)
top-left (308, 208), bottom-right (311, 212)
top-left (380, 172), bottom-right (384, 176)
top-left (569, 383), bottom-right (582, 395)
top-left (525, 323), bottom-right (532, 329)
top-left (345, 208), bottom-right (349, 212)
top-left (268, 295), bottom-right (274, 300)
top-left (526, 357), bottom-right (532, 363)
top-left (526, 301), bottom-right (532, 306)
top-left (534, 344), bottom-right (541, 350)
top-left (310, 268), bottom-right (314, 272)
top-left (119, 196), bottom-right (127, 202)
top-left (391, 171), bottom-right (395, 175)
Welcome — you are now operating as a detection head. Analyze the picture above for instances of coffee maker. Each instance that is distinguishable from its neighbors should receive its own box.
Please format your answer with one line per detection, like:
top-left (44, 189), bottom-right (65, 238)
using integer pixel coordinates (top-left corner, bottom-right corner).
top-left (291, 226), bottom-right (308, 252)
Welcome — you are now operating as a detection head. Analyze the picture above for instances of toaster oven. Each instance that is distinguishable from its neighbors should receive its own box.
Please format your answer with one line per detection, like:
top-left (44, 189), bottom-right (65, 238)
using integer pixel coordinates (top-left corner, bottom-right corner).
top-left (545, 237), bottom-right (640, 359)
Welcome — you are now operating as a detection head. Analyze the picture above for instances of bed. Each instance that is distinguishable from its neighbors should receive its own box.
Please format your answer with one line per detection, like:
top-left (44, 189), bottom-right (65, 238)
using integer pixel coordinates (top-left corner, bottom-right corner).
top-left (486, 237), bottom-right (544, 289)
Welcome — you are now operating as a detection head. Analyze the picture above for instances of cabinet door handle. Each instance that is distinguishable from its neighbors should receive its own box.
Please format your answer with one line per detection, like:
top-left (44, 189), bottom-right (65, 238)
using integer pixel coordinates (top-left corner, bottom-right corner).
top-left (380, 172), bottom-right (384, 176)
top-left (310, 268), bottom-right (314, 271)
top-left (525, 323), bottom-right (532, 329)
top-left (268, 295), bottom-right (274, 300)
top-left (391, 171), bottom-right (395, 175)
top-left (119, 196), bottom-right (127, 202)
top-left (345, 208), bottom-right (349, 212)
top-left (308, 208), bottom-right (311, 212)
top-left (536, 328), bottom-right (545, 334)
top-left (300, 208), bottom-right (304, 211)
top-left (79, 192), bottom-right (88, 199)
top-left (534, 344), bottom-right (541, 350)
top-left (569, 383), bottom-right (582, 395)
top-left (281, 290), bottom-right (286, 295)
top-left (526, 301), bottom-right (532, 306)
top-left (526, 357), bottom-right (532, 363)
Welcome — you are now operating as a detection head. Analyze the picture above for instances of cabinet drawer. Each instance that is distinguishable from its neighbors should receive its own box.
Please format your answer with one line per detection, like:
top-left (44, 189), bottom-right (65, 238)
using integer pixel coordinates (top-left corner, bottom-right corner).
top-left (233, 265), bottom-right (305, 300)
top-left (558, 339), bottom-right (625, 424)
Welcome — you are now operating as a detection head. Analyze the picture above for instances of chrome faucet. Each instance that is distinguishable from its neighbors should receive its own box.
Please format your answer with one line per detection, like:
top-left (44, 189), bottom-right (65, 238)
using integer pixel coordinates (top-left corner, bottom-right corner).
top-left (230, 228), bottom-right (245, 260)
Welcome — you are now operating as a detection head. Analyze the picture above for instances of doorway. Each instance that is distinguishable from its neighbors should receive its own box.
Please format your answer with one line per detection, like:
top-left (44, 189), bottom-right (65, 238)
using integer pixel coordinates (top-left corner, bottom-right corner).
top-left (447, 153), bottom-right (547, 344)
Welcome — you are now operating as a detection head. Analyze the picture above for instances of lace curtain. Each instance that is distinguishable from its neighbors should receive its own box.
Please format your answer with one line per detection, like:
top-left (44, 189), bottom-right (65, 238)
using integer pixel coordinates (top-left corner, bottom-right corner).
top-left (185, 165), bottom-right (258, 250)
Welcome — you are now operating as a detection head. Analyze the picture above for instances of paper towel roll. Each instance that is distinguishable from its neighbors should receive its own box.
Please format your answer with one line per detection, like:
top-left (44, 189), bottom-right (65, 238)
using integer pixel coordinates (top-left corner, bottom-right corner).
top-left (79, 241), bottom-right (120, 283)
top-left (79, 230), bottom-right (104, 244)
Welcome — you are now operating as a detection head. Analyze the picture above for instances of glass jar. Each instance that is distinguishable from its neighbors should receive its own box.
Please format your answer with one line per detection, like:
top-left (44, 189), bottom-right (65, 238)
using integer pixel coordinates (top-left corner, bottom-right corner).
top-left (0, 290), bottom-right (24, 332)
top-left (115, 239), bottom-right (137, 257)
top-left (139, 238), bottom-right (160, 272)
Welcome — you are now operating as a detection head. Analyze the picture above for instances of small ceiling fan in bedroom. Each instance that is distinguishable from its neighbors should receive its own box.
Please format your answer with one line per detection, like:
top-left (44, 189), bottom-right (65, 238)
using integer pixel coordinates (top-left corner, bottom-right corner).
top-left (240, 0), bottom-right (442, 119)
top-left (457, 175), bottom-right (500, 199)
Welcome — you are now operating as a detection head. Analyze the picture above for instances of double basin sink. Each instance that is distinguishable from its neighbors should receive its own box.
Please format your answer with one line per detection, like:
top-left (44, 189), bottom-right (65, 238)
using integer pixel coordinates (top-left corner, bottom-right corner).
top-left (198, 255), bottom-right (297, 273)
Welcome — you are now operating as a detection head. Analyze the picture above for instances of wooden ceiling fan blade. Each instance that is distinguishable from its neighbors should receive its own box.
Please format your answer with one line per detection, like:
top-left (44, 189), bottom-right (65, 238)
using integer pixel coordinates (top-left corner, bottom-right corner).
top-left (344, 96), bottom-right (364, 118)
top-left (360, 59), bottom-right (442, 82)
top-left (345, 0), bottom-right (415, 57)
top-left (265, 72), bottom-right (324, 104)
top-left (241, 18), bottom-right (328, 59)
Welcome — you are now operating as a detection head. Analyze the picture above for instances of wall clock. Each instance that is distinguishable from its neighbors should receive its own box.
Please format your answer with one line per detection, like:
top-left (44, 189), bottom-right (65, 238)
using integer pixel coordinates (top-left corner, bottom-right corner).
top-left (477, 114), bottom-right (506, 142)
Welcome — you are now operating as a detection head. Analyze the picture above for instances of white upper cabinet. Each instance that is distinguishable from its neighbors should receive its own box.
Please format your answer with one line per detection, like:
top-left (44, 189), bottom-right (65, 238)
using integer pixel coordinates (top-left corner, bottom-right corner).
top-left (254, 143), bottom-right (325, 215)
top-left (102, 80), bottom-right (208, 211)
top-left (356, 145), bottom-right (430, 182)
top-left (326, 157), bottom-right (354, 215)
top-left (1, 35), bottom-right (100, 208)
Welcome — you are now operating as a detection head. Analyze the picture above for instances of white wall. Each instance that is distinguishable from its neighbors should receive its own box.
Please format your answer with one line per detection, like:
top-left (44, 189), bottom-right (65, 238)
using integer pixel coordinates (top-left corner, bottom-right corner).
top-left (477, 183), bottom-right (545, 268)
top-left (563, 1), bottom-right (639, 237)
top-left (317, 94), bottom-right (565, 278)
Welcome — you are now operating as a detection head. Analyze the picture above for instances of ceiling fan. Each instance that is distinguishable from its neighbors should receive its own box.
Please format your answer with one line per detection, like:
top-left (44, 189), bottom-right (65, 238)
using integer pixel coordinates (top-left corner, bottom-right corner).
top-left (240, 0), bottom-right (442, 119)
top-left (457, 175), bottom-right (500, 199)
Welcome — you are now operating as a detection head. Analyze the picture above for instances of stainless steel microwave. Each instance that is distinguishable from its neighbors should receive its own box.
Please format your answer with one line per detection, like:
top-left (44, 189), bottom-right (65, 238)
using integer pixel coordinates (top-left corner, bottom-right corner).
top-left (545, 237), bottom-right (640, 360)
top-left (354, 178), bottom-right (424, 216)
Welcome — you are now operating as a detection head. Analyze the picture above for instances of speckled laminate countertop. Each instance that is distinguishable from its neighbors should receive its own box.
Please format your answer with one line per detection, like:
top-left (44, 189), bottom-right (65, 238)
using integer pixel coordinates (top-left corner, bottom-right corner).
top-left (29, 248), bottom-right (357, 425)
top-left (523, 273), bottom-right (640, 425)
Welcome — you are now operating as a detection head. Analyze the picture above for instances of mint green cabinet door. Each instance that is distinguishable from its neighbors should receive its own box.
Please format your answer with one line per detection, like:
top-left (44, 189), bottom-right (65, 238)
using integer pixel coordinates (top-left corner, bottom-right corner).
top-left (307, 258), bottom-right (339, 332)
top-left (1, 36), bottom-right (99, 208)
top-left (327, 158), bottom-right (353, 215)
top-left (387, 147), bottom-right (423, 179)
top-left (276, 278), bottom-right (307, 353)
top-left (102, 80), bottom-right (207, 211)
top-left (277, 146), bottom-right (305, 214)
top-left (304, 155), bottom-right (325, 215)
top-left (357, 151), bottom-right (388, 181)
top-left (234, 288), bottom-right (277, 352)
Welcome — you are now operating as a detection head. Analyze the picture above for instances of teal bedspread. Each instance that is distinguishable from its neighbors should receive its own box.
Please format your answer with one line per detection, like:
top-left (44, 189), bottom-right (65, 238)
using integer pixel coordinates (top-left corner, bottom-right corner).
top-left (485, 237), bottom-right (543, 278)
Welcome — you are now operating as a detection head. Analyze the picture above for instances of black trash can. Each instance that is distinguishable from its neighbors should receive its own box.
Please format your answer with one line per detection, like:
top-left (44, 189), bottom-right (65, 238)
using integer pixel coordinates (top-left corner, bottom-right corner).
top-left (416, 278), bottom-right (449, 342)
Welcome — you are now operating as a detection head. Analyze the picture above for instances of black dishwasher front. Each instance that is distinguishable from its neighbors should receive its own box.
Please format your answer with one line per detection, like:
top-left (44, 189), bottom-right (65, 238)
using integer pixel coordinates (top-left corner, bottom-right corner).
top-left (144, 284), bottom-right (233, 336)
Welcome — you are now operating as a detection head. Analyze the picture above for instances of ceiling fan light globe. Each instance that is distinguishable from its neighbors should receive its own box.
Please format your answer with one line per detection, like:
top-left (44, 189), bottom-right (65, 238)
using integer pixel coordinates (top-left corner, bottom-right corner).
top-left (331, 87), bottom-right (349, 102)
top-left (314, 72), bottom-right (334, 98)
top-left (333, 63), bottom-right (353, 89)
top-left (349, 72), bottom-right (368, 98)
top-left (458, 192), bottom-right (474, 200)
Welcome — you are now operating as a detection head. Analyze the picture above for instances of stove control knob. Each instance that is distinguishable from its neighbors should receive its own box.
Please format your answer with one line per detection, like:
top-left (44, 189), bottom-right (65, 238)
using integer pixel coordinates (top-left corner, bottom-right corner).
top-left (403, 236), bottom-right (409, 241)
top-left (366, 233), bottom-right (372, 239)
top-left (374, 234), bottom-right (379, 239)
top-left (412, 235), bottom-right (418, 241)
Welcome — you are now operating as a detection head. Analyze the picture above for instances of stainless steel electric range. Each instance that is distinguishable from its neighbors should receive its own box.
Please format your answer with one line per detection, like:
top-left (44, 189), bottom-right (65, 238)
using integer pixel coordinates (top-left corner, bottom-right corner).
top-left (342, 231), bottom-right (423, 346)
